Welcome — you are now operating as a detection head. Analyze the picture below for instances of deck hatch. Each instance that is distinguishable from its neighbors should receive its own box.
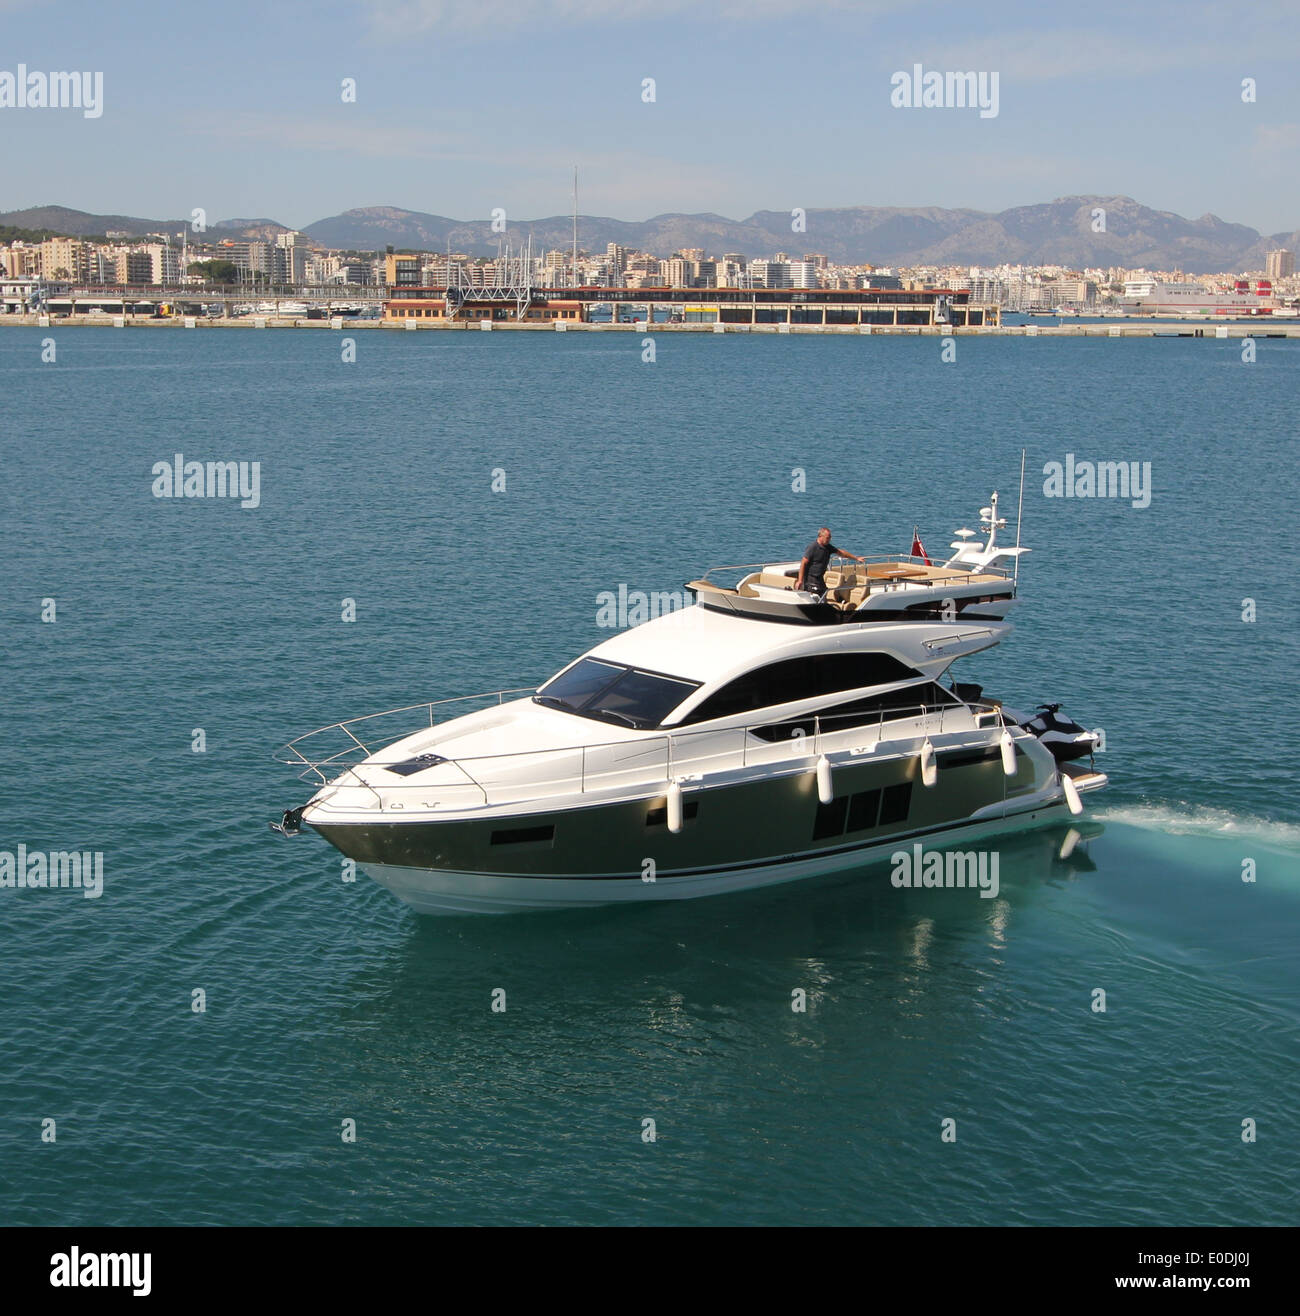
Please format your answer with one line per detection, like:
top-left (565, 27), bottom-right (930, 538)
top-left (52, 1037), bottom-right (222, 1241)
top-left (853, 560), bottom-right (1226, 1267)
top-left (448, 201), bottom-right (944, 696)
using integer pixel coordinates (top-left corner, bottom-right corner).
top-left (385, 753), bottom-right (448, 777)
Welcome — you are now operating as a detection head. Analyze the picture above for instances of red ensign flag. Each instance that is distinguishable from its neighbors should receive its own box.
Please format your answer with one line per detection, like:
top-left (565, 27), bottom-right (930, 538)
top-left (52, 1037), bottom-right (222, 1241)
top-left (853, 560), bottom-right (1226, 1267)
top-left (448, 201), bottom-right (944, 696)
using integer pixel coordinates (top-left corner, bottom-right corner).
top-left (911, 529), bottom-right (930, 564)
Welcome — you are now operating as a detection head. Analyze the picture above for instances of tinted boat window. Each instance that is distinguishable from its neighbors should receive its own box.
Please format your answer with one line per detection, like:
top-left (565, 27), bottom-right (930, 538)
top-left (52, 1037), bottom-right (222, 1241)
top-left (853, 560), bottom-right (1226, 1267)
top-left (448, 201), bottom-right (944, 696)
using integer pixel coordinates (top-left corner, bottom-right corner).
top-left (535, 660), bottom-right (700, 728)
top-left (594, 669), bottom-right (700, 728)
top-left (536, 659), bottom-right (623, 709)
top-left (879, 782), bottom-right (913, 825)
top-left (820, 681), bottom-right (957, 729)
top-left (684, 652), bottom-right (920, 724)
top-left (749, 682), bottom-right (956, 742)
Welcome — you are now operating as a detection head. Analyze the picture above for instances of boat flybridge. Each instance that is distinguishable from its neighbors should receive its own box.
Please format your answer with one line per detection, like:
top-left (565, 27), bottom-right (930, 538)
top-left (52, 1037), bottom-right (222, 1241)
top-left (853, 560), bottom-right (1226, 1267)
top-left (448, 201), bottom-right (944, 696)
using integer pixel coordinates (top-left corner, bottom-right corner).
top-left (272, 492), bottom-right (1107, 914)
top-left (687, 491), bottom-right (1027, 626)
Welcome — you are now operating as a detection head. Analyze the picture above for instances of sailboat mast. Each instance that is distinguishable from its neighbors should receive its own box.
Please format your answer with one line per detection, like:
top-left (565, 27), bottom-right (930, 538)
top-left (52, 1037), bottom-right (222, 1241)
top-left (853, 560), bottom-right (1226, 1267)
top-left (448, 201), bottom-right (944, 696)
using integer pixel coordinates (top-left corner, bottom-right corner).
top-left (1014, 447), bottom-right (1026, 584)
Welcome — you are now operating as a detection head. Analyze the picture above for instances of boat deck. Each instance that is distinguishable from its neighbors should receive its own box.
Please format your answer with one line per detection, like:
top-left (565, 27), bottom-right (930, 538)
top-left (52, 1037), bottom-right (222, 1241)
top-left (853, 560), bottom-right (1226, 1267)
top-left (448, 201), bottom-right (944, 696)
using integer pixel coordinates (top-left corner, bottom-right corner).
top-left (690, 560), bottom-right (1011, 614)
top-left (1060, 762), bottom-right (1109, 793)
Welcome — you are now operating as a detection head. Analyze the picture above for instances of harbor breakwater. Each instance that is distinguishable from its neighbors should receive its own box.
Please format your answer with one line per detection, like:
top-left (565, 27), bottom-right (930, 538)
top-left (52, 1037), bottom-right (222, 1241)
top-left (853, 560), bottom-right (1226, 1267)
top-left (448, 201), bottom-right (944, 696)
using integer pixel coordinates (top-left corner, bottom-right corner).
top-left (2, 316), bottom-right (1296, 337)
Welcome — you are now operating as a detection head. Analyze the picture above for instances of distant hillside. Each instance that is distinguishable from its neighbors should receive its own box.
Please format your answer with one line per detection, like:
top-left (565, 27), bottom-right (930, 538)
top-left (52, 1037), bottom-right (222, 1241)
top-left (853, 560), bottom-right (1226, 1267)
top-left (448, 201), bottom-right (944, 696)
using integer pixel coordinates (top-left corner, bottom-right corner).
top-left (0, 205), bottom-right (283, 241)
top-left (2, 197), bottom-right (1296, 272)
top-left (0, 205), bottom-right (193, 238)
top-left (301, 196), bottom-right (1298, 272)
top-left (212, 217), bottom-right (291, 240)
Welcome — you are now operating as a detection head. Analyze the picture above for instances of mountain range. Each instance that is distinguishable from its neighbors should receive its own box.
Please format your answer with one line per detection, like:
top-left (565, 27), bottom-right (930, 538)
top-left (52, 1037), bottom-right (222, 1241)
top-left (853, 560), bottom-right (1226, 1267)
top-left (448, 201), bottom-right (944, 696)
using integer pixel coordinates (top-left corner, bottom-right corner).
top-left (3, 197), bottom-right (1296, 273)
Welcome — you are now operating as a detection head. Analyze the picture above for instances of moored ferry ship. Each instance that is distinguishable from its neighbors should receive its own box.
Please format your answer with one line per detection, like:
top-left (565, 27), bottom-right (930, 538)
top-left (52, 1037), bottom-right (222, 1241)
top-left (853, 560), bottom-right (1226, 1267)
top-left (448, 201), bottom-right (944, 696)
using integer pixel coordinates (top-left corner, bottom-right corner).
top-left (1121, 277), bottom-right (1276, 316)
top-left (272, 492), bottom-right (1106, 914)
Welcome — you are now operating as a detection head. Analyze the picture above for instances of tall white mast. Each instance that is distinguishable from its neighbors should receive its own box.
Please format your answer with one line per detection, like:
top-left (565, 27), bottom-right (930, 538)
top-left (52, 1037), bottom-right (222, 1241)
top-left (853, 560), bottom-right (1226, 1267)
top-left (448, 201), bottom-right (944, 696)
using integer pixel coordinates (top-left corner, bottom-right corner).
top-left (572, 165), bottom-right (578, 287)
top-left (1014, 447), bottom-right (1026, 584)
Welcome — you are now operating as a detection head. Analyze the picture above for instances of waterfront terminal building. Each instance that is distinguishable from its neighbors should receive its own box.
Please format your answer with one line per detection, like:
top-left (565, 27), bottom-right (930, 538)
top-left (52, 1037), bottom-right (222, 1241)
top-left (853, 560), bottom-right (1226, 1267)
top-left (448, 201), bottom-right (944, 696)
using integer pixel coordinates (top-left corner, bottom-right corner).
top-left (382, 284), bottom-right (995, 327)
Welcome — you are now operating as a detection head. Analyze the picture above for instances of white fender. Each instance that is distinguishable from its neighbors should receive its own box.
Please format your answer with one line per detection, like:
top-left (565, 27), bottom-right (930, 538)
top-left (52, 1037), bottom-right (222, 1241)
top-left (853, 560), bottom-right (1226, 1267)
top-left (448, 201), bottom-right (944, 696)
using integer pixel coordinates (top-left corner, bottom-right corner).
top-left (667, 781), bottom-right (684, 833)
top-left (919, 739), bottom-right (937, 788)
top-left (999, 729), bottom-right (1017, 777)
top-left (1060, 771), bottom-right (1083, 816)
top-left (815, 754), bottom-right (834, 804)
top-left (1059, 827), bottom-right (1082, 860)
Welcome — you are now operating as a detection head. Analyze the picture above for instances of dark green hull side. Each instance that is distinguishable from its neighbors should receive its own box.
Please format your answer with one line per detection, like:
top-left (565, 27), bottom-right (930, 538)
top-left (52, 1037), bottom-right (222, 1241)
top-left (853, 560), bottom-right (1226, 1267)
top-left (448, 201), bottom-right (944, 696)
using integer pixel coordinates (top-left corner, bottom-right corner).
top-left (312, 740), bottom-right (1049, 879)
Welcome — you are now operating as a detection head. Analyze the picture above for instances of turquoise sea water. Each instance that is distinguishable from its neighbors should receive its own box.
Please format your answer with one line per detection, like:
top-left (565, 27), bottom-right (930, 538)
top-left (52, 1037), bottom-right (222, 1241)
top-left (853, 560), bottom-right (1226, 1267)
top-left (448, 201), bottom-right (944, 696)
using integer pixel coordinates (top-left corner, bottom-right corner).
top-left (1, 327), bottom-right (1297, 1226)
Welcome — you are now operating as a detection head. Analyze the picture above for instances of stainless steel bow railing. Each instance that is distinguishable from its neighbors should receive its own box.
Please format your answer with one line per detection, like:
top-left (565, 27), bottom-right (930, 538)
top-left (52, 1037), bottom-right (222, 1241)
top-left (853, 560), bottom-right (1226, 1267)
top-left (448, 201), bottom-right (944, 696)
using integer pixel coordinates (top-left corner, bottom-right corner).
top-left (276, 687), bottom-right (1024, 811)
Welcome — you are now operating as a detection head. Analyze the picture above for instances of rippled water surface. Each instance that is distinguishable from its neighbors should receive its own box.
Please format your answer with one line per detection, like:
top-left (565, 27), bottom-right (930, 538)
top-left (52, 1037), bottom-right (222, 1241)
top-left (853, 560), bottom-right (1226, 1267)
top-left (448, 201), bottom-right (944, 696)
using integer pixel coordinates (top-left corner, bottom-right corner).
top-left (2, 328), bottom-right (1297, 1225)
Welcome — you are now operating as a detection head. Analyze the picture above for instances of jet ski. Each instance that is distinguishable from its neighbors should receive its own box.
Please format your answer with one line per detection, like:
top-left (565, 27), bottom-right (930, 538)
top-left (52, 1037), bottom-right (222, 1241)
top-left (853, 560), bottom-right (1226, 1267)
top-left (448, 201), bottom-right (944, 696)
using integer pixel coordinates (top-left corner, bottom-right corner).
top-left (1006, 703), bottom-right (1100, 763)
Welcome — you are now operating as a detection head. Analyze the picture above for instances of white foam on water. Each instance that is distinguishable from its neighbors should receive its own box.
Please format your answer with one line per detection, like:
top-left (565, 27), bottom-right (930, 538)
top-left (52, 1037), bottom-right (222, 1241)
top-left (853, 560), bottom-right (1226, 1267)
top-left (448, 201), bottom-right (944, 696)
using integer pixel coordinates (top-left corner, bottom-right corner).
top-left (1095, 802), bottom-right (1300, 850)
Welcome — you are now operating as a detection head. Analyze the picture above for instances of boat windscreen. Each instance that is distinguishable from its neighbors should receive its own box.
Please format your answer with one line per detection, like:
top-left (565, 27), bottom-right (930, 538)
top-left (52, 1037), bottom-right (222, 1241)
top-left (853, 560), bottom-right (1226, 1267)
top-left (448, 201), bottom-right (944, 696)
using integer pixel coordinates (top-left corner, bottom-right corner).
top-left (593, 668), bottom-right (700, 727)
top-left (536, 658), bottom-right (623, 707)
top-left (535, 659), bottom-right (700, 729)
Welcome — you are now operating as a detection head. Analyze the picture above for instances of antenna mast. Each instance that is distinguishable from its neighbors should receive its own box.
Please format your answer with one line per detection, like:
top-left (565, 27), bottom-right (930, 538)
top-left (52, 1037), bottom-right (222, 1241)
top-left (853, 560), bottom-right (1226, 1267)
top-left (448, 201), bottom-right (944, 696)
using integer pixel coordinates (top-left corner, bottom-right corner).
top-left (1014, 447), bottom-right (1026, 584)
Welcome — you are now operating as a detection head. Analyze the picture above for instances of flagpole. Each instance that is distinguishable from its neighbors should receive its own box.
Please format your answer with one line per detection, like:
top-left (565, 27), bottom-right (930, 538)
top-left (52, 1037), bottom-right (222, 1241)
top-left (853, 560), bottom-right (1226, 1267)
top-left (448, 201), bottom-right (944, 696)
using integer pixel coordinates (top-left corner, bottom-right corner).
top-left (1014, 447), bottom-right (1026, 585)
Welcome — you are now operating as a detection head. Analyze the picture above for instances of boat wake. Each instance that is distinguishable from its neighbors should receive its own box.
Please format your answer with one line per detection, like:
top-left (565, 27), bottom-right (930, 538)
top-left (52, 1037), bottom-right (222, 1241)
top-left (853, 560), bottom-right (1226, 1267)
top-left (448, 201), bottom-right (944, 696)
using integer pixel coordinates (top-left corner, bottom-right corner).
top-left (1095, 802), bottom-right (1300, 850)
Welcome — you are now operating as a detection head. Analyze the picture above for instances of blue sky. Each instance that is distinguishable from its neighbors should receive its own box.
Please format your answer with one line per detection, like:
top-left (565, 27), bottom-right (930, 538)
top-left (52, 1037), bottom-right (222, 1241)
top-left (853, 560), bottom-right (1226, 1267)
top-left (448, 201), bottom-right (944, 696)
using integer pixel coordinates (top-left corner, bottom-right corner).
top-left (2, 0), bottom-right (1298, 234)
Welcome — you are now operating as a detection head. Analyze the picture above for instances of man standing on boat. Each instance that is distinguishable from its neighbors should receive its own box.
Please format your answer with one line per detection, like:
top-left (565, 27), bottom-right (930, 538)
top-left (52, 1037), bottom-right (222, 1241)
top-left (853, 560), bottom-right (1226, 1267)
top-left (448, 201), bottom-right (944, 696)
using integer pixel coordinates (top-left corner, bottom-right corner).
top-left (795, 527), bottom-right (865, 599)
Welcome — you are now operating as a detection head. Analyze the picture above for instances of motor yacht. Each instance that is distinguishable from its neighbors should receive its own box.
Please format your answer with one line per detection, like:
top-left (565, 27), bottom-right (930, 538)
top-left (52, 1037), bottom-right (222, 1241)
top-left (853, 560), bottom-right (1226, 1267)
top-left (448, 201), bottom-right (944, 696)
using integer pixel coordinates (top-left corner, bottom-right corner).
top-left (272, 492), bottom-right (1107, 913)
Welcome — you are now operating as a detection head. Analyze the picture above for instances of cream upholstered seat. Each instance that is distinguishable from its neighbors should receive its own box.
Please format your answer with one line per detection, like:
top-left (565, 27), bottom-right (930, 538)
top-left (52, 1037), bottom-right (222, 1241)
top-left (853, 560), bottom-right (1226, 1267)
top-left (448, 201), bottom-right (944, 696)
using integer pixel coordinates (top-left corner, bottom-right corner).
top-left (822, 563), bottom-right (863, 603)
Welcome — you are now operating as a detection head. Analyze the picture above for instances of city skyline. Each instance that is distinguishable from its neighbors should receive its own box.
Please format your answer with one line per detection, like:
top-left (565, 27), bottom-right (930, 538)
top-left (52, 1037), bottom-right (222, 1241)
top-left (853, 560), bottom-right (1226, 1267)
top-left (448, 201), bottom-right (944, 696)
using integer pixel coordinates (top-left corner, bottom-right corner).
top-left (8, 222), bottom-right (1295, 327)
top-left (4, 193), bottom-right (1297, 278)
top-left (0, 1), bottom-right (1298, 233)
